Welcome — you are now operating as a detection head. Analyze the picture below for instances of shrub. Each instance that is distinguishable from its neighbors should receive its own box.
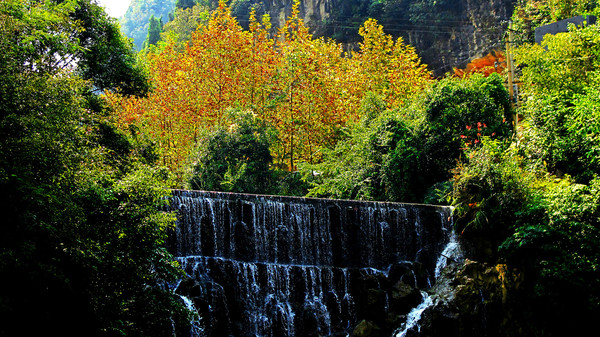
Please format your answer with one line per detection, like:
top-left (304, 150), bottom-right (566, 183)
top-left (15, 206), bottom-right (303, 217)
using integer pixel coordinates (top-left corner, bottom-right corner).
top-left (188, 109), bottom-right (276, 194)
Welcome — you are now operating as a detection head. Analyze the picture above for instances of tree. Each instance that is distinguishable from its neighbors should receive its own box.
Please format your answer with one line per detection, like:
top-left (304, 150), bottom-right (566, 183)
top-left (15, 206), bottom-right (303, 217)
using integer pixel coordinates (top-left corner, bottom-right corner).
top-left (162, 3), bottom-right (210, 46)
top-left (349, 17), bottom-right (431, 109)
top-left (515, 24), bottom-right (600, 182)
top-left (120, 0), bottom-right (176, 50)
top-left (0, 1), bottom-right (189, 335)
top-left (511, 0), bottom-right (600, 44)
top-left (142, 14), bottom-right (163, 49)
top-left (176, 0), bottom-right (196, 10)
top-left (450, 17), bottom-right (600, 337)
top-left (74, 0), bottom-right (150, 96)
top-left (112, 0), bottom-right (431, 179)
top-left (420, 73), bottom-right (512, 186)
top-left (307, 74), bottom-right (511, 203)
top-left (453, 50), bottom-right (506, 78)
top-left (189, 109), bottom-right (276, 193)
top-left (270, 0), bottom-right (350, 170)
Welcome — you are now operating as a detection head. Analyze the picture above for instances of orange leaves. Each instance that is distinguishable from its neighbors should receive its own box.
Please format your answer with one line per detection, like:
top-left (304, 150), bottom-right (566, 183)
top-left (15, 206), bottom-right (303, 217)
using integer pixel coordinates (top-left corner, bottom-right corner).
top-left (109, 1), bottom-right (431, 177)
top-left (454, 50), bottom-right (506, 78)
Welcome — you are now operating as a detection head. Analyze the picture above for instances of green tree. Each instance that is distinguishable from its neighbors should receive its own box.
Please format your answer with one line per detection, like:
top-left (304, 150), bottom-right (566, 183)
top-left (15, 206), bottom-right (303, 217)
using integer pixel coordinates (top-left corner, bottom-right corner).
top-left (75, 0), bottom-right (150, 95)
top-left (451, 18), bottom-right (600, 337)
top-left (307, 74), bottom-right (511, 203)
top-left (421, 73), bottom-right (512, 187)
top-left (305, 92), bottom-right (424, 202)
top-left (189, 109), bottom-right (276, 194)
top-left (0, 1), bottom-right (189, 335)
top-left (142, 14), bottom-right (164, 49)
top-left (515, 24), bottom-right (600, 183)
top-left (120, 0), bottom-right (176, 50)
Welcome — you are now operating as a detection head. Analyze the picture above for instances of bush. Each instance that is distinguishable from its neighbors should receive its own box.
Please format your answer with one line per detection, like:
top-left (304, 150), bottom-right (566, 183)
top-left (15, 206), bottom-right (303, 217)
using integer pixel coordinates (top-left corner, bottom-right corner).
top-left (308, 74), bottom-right (512, 203)
top-left (305, 92), bottom-right (425, 202)
top-left (452, 138), bottom-right (600, 335)
top-left (188, 109), bottom-right (276, 194)
top-left (421, 73), bottom-right (512, 187)
top-left (515, 25), bottom-right (600, 183)
top-left (452, 139), bottom-right (536, 258)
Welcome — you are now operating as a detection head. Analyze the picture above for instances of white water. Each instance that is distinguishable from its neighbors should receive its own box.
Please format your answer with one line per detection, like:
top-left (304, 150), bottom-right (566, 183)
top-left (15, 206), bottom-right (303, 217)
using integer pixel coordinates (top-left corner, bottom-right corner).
top-left (179, 295), bottom-right (204, 337)
top-left (434, 231), bottom-right (463, 279)
top-left (169, 190), bottom-right (455, 337)
top-left (393, 228), bottom-right (463, 337)
top-left (394, 291), bottom-right (433, 337)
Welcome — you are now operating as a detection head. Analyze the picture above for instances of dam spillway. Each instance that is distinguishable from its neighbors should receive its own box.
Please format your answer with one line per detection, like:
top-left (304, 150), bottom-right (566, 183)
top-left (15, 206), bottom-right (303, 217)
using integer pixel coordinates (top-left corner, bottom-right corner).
top-left (167, 190), bottom-right (455, 336)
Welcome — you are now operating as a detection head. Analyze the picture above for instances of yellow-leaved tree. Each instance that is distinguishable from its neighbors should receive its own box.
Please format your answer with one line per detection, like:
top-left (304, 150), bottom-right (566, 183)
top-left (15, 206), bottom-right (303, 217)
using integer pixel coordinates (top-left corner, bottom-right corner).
top-left (108, 0), bottom-right (431, 181)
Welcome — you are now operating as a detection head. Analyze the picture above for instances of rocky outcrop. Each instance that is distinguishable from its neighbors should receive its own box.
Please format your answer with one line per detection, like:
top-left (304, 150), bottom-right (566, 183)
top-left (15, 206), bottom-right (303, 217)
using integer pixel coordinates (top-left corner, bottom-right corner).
top-left (246, 0), bottom-right (514, 76)
top-left (405, 0), bottom-right (514, 75)
top-left (404, 259), bottom-right (525, 337)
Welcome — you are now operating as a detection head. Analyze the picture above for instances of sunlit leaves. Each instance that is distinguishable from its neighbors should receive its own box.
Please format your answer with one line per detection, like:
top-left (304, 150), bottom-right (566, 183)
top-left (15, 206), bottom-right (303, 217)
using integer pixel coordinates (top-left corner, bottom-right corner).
top-left (351, 18), bottom-right (431, 108)
top-left (515, 25), bottom-right (600, 182)
top-left (112, 0), bottom-right (431, 178)
top-left (454, 50), bottom-right (506, 78)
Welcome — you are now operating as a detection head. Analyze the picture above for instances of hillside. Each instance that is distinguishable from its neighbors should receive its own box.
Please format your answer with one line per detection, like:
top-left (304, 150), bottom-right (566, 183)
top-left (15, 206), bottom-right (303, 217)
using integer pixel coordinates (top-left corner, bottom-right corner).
top-left (120, 0), bottom-right (514, 75)
top-left (120, 0), bottom-right (175, 50)
top-left (234, 0), bottom-right (514, 75)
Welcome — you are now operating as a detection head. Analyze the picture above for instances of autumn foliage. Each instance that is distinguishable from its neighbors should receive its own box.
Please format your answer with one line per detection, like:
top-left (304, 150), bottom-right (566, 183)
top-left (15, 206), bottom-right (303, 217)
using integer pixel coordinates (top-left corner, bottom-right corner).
top-left (454, 50), bottom-right (506, 78)
top-left (108, 0), bottom-right (431, 176)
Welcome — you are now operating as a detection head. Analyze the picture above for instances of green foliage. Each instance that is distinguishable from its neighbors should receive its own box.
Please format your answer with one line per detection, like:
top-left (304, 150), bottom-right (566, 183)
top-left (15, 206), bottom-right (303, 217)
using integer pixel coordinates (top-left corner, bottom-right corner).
top-left (74, 0), bottom-right (150, 96)
top-left (453, 139), bottom-right (600, 335)
top-left (511, 0), bottom-right (600, 44)
top-left (189, 109), bottom-right (276, 194)
top-left (452, 23), bottom-right (600, 336)
top-left (0, 1), bottom-right (188, 335)
top-left (516, 24), bottom-right (600, 183)
top-left (305, 93), bottom-right (407, 201)
top-left (142, 14), bottom-right (164, 49)
top-left (421, 73), bottom-right (512, 185)
top-left (452, 140), bottom-right (534, 247)
top-left (308, 74), bottom-right (512, 204)
top-left (120, 0), bottom-right (176, 50)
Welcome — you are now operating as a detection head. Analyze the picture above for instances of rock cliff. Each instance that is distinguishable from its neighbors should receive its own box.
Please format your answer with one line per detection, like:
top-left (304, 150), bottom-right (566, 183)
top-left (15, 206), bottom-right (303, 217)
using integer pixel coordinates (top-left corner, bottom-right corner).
top-left (242, 0), bottom-right (514, 76)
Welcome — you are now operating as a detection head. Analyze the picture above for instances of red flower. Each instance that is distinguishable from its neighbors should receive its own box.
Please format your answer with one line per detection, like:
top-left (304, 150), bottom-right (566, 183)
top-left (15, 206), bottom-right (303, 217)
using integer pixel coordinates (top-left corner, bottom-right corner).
top-left (466, 125), bottom-right (472, 130)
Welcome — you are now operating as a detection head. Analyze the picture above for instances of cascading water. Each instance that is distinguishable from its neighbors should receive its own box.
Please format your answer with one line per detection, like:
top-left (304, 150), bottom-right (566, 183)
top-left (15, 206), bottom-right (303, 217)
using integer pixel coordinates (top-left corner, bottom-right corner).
top-left (393, 226), bottom-right (464, 337)
top-left (167, 190), bottom-right (456, 337)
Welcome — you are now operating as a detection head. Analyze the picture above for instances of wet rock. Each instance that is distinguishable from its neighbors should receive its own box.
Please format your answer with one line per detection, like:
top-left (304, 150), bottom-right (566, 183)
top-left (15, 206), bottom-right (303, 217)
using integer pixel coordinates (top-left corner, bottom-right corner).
top-left (390, 281), bottom-right (422, 313)
top-left (415, 259), bottom-right (524, 337)
top-left (352, 320), bottom-right (381, 337)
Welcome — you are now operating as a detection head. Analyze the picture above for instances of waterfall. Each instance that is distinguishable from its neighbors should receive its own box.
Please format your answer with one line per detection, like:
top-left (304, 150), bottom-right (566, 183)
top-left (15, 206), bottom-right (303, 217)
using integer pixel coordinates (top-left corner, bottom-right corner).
top-left (179, 295), bottom-right (204, 337)
top-left (393, 222), bottom-right (464, 337)
top-left (168, 190), bottom-right (454, 337)
top-left (394, 291), bottom-right (433, 337)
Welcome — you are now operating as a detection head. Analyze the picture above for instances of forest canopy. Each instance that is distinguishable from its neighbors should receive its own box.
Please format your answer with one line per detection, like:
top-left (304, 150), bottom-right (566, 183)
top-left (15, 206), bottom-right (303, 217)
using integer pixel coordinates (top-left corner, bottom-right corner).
top-left (2, 0), bottom-right (600, 336)
top-left (108, 0), bottom-right (431, 180)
